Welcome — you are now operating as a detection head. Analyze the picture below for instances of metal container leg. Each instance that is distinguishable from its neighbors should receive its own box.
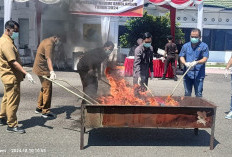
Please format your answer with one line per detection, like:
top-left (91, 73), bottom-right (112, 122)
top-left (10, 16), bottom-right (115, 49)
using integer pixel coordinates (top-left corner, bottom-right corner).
top-left (210, 108), bottom-right (216, 150)
top-left (80, 104), bottom-right (85, 150)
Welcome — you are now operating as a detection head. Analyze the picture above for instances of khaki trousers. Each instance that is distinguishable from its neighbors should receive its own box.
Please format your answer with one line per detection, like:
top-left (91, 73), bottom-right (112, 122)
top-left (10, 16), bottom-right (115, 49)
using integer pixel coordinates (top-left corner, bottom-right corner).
top-left (37, 76), bottom-right (52, 114)
top-left (0, 82), bottom-right (20, 127)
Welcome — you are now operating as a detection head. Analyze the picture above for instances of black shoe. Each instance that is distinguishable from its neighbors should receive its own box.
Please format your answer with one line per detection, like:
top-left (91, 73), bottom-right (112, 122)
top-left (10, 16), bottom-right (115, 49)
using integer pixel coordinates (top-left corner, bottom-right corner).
top-left (174, 76), bottom-right (178, 81)
top-left (161, 76), bottom-right (166, 80)
top-left (35, 108), bottom-right (42, 114)
top-left (0, 118), bottom-right (7, 126)
top-left (42, 112), bottom-right (56, 118)
top-left (7, 126), bottom-right (25, 134)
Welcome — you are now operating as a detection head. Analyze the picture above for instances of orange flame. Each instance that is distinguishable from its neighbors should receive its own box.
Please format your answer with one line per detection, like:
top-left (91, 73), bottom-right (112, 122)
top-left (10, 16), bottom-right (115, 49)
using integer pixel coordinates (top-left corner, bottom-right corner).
top-left (165, 95), bottom-right (179, 106)
top-left (98, 67), bottom-right (179, 107)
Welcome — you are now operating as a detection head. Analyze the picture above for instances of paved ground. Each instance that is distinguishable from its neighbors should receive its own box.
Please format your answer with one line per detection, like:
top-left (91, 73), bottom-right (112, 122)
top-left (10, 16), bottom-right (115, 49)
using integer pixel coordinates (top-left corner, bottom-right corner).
top-left (0, 67), bottom-right (231, 157)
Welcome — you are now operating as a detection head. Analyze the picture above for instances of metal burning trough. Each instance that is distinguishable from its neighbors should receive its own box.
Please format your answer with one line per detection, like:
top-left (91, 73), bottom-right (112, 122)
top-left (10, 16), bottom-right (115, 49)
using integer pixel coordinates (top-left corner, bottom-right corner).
top-left (80, 96), bottom-right (217, 150)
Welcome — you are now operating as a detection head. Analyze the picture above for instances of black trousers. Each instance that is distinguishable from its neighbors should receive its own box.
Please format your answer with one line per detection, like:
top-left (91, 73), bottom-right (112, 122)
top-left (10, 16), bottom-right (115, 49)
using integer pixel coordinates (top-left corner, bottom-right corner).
top-left (79, 71), bottom-right (98, 104)
top-left (163, 55), bottom-right (176, 77)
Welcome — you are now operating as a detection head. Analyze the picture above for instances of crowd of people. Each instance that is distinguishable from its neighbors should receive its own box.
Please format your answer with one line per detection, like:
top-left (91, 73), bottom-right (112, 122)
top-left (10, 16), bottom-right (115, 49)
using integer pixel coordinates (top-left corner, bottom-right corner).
top-left (130, 29), bottom-right (209, 99)
top-left (0, 20), bottom-right (115, 134)
top-left (0, 20), bottom-right (231, 134)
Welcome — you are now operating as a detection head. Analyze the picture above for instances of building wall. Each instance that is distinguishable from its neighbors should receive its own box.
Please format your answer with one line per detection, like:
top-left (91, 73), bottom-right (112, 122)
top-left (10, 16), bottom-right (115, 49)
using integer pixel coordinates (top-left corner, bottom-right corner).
top-left (1, 2), bottom-right (232, 64)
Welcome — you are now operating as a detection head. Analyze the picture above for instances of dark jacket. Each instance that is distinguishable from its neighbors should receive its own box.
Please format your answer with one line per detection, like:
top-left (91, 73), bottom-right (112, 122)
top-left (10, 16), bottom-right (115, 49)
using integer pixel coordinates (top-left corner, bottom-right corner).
top-left (77, 47), bottom-right (108, 73)
top-left (133, 45), bottom-right (154, 78)
top-left (165, 42), bottom-right (177, 56)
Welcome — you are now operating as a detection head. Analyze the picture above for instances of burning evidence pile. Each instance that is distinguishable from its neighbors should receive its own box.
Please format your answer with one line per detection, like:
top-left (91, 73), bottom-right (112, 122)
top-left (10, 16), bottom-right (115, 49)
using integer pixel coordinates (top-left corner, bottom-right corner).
top-left (97, 67), bottom-right (179, 106)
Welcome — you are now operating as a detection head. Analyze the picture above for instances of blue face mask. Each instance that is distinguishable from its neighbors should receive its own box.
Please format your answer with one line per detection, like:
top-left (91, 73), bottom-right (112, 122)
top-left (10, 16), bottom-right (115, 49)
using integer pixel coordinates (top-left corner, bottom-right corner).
top-left (143, 43), bottom-right (151, 48)
top-left (190, 37), bottom-right (199, 44)
top-left (11, 32), bottom-right (19, 40)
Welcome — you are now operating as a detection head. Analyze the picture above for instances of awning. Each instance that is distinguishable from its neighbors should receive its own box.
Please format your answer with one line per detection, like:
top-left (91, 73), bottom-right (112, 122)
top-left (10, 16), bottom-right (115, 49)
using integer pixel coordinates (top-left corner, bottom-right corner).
top-left (149, 0), bottom-right (203, 9)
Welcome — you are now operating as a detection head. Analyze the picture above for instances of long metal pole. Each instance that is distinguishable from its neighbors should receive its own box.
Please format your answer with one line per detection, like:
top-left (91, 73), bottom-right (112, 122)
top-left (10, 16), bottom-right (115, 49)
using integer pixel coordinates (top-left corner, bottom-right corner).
top-left (42, 76), bottom-right (94, 105)
top-left (170, 65), bottom-right (192, 96)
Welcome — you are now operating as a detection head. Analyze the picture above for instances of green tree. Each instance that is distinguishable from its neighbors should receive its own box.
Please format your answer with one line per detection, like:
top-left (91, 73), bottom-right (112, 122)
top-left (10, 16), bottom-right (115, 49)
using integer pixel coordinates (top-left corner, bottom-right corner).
top-left (119, 12), bottom-right (184, 52)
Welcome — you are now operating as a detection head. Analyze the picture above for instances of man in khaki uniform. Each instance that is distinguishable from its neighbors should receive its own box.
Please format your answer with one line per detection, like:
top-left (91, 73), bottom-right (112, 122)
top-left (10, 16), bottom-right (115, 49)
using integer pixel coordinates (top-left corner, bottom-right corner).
top-left (0, 20), bottom-right (34, 133)
top-left (33, 35), bottom-right (60, 118)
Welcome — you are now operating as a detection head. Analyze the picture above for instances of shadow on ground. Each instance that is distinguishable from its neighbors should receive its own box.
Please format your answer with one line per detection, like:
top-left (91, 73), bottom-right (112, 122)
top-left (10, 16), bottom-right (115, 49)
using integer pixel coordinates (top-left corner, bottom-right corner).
top-left (83, 128), bottom-right (219, 149)
top-left (19, 106), bottom-right (80, 129)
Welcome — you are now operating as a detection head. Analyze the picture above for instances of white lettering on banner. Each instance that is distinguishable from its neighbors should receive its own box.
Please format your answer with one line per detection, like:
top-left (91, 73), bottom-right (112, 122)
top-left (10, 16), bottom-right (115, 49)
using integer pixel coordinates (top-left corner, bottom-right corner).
top-left (70, 0), bottom-right (144, 14)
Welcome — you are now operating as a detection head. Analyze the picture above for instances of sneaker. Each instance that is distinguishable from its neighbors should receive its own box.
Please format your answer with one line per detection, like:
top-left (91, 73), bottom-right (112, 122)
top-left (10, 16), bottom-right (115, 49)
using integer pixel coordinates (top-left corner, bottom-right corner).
top-left (225, 111), bottom-right (232, 119)
top-left (42, 112), bottom-right (56, 118)
top-left (0, 118), bottom-right (7, 126)
top-left (174, 76), bottom-right (178, 81)
top-left (35, 108), bottom-right (42, 114)
top-left (7, 126), bottom-right (25, 134)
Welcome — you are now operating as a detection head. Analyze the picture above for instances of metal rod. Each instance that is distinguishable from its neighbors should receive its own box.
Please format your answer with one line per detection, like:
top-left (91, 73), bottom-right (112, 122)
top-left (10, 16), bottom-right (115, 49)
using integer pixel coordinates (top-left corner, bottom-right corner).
top-left (42, 76), bottom-right (94, 105)
top-left (143, 83), bottom-right (154, 97)
top-left (55, 79), bottom-right (100, 104)
top-left (99, 78), bottom-right (111, 87)
top-left (170, 65), bottom-right (192, 96)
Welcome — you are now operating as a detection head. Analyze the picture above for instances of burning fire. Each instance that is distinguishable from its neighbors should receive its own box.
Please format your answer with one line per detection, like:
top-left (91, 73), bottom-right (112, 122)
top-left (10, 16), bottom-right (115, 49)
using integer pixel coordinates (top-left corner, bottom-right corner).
top-left (165, 95), bottom-right (179, 106)
top-left (97, 67), bottom-right (179, 107)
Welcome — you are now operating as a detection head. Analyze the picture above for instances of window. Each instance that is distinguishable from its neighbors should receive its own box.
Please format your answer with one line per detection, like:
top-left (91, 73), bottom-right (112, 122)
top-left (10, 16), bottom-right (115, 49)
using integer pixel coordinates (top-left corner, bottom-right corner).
top-left (203, 29), bottom-right (232, 51)
top-left (180, 28), bottom-right (193, 43)
top-left (180, 28), bottom-right (232, 51)
top-left (26, 2), bottom-right (29, 7)
top-left (0, 18), bottom-right (3, 37)
top-left (19, 19), bottom-right (29, 49)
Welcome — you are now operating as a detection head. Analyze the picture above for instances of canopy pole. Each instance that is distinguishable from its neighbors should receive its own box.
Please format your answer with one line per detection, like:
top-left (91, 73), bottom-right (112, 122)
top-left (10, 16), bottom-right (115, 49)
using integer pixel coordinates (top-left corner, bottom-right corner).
top-left (170, 6), bottom-right (176, 42)
top-left (4, 0), bottom-right (13, 27)
top-left (197, 2), bottom-right (204, 39)
top-left (36, 1), bottom-right (42, 46)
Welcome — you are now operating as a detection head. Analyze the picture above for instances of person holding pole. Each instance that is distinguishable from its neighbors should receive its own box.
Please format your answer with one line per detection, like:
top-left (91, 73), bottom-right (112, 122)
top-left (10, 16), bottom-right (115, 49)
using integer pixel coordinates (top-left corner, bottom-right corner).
top-left (33, 35), bottom-right (61, 118)
top-left (77, 41), bottom-right (114, 104)
top-left (133, 32), bottom-right (154, 92)
top-left (179, 28), bottom-right (209, 97)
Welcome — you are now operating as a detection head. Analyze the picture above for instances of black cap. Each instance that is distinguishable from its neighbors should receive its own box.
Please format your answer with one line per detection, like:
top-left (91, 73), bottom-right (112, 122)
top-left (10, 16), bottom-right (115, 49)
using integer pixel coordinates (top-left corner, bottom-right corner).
top-left (167, 35), bottom-right (173, 40)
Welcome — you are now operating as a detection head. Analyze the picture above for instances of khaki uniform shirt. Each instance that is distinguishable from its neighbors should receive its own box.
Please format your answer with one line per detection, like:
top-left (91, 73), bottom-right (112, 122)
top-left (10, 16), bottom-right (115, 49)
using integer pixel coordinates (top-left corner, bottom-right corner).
top-left (33, 37), bottom-right (54, 76)
top-left (0, 34), bottom-right (24, 84)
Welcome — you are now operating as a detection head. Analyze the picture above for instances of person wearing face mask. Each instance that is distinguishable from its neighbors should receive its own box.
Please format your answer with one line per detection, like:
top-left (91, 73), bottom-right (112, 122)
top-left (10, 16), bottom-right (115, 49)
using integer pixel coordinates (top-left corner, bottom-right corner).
top-left (179, 28), bottom-right (209, 97)
top-left (32, 35), bottom-right (61, 118)
top-left (77, 41), bottom-right (114, 104)
top-left (0, 20), bottom-right (34, 133)
top-left (133, 32), bottom-right (154, 93)
top-left (161, 35), bottom-right (178, 81)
